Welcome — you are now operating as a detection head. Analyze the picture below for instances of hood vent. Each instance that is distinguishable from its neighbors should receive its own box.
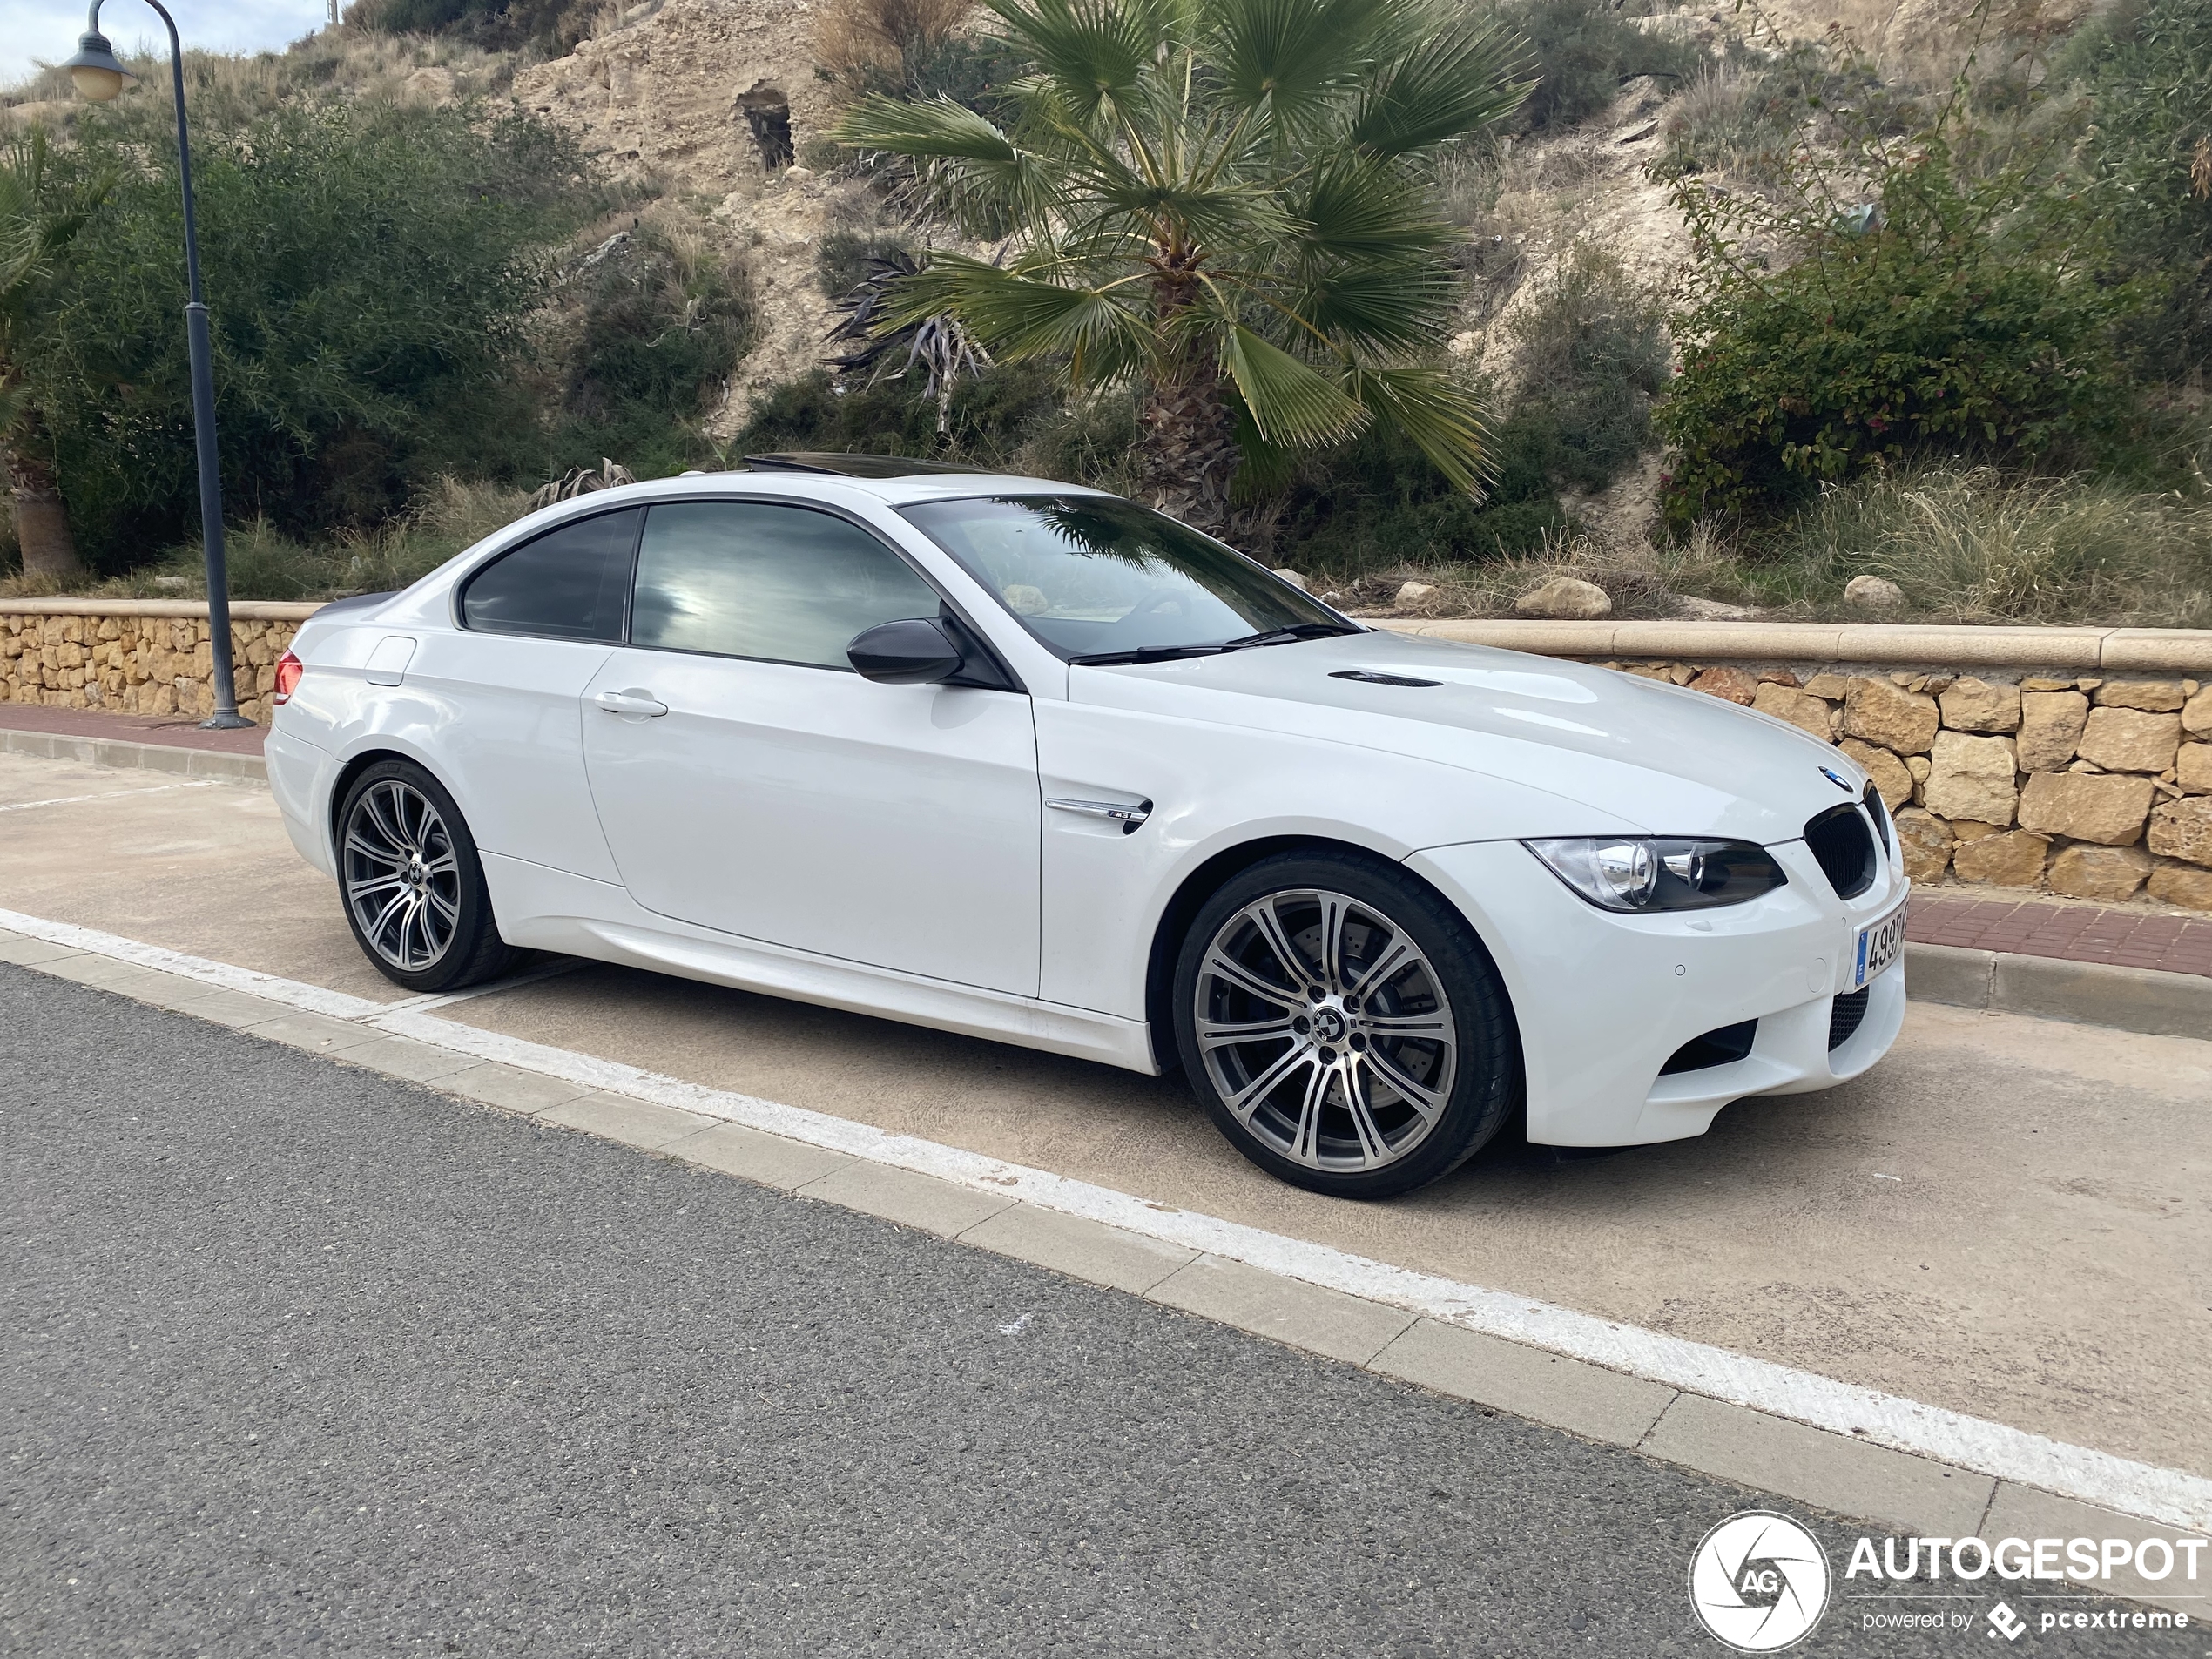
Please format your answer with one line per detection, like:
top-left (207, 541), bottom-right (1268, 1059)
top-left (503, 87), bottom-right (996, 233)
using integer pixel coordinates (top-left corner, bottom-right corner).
top-left (1804, 803), bottom-right (1877, 900)
top-left (1331, 670), bottom-right (1441, 688)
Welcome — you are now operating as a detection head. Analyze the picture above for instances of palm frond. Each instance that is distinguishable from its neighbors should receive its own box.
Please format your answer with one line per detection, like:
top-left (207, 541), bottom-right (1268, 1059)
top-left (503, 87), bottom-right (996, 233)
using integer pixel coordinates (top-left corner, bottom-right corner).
top-left (1199, 0), bottom-right (1386, 139)
top-left (1346, 18), bottom-right (1533, 158)
top-left (884, 252), bottom-right (1150, 383)
top-left (1278, 263), bottom-right (1455, 353)
top-left (1293, 156), bottom-right (1453, 264)
top-left (981, 0), bottom-right (1181, 127)
top-left (1219, 323), bottom-right (1369, 447)
top-left (1345, 363), bottom-right (1493, 493)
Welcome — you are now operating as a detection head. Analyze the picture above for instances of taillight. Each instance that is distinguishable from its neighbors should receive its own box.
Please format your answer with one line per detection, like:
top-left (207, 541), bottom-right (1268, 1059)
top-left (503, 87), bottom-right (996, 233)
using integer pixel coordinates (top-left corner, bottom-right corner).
top-left (272, 651), bottom-right (304, 705)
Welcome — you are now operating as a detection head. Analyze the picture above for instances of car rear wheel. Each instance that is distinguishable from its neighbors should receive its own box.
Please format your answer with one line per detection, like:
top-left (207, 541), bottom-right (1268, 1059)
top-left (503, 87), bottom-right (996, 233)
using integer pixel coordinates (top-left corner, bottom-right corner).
top-left (337, 759), bottom-right (513, 993)
top-left (1171, 850), bottom-right (1520, 1199)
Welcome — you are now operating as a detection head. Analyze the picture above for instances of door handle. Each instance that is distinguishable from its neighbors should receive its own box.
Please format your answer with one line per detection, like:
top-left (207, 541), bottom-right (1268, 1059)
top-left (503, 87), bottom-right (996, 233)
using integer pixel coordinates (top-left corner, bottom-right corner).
top-left (594, 689), bottom-right (668, 718)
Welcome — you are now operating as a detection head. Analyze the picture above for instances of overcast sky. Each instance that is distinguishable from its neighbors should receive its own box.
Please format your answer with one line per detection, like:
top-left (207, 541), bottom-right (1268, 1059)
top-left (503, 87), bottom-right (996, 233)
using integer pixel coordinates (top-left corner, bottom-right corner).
top-left (5, 0), bottom-right (334, 88)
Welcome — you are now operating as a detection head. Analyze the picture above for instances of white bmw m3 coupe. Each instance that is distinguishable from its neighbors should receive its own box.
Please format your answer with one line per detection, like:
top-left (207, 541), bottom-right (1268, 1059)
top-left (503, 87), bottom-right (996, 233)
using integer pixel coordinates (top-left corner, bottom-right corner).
top-left (267, 454), bottom-right (1908, 1197)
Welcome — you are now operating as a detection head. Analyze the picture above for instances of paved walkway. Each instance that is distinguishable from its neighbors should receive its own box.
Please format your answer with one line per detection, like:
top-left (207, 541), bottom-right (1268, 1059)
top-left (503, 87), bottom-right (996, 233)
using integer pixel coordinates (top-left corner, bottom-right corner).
top-left (0, 700), bottom-right (265, 754)
top-left (7, 701), bottom-right (2208, 976)
top-left (1908, 897), bottom-right (2212, 980)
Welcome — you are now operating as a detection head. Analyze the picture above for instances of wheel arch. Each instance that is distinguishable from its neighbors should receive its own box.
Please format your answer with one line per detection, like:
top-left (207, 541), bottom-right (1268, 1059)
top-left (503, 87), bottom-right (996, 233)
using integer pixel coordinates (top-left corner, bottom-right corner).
top-left (1141, 834), bottom-right (1524, 1081)
top-left (326, 745), bottom-right (463, 863)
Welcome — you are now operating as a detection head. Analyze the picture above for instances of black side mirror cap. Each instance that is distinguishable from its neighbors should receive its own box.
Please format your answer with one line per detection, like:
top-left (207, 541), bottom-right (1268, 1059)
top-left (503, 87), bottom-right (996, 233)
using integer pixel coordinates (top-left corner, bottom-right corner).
top-left (848, 617), bottom-right (965, 685)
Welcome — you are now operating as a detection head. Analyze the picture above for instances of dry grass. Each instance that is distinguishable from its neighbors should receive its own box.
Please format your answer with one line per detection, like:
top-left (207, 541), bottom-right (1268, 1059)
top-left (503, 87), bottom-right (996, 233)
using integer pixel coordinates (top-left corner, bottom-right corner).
top-left (817, 0), bottom-right (976, 87)
top-left (1334, 467), bottom-right (2212, 629)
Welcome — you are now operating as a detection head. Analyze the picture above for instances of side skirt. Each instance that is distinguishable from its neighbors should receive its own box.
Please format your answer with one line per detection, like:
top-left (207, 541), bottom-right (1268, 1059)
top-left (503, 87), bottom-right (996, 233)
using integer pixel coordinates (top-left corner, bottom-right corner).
top-left (481, 852), bottom-right (1159, 1076)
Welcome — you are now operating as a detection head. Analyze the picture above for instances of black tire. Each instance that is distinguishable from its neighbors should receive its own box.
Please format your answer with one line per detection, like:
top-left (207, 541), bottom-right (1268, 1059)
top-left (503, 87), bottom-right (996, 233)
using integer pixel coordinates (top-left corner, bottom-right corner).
top-left (1171, 848), bottom-right (1520, 1199)
top-left (335, 758), bottom-right (513, 994)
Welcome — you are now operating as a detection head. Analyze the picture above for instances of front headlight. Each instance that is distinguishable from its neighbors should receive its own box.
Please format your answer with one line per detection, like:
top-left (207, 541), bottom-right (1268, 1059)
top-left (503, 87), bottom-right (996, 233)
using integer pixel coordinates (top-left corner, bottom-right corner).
top-left (1523, 837), bottom-right (1789, 913)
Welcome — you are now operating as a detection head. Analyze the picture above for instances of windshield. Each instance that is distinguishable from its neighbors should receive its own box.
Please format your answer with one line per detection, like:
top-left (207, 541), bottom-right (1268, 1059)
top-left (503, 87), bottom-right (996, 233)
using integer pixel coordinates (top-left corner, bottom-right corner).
top-left (898, 494), bottom-right (1353, 662)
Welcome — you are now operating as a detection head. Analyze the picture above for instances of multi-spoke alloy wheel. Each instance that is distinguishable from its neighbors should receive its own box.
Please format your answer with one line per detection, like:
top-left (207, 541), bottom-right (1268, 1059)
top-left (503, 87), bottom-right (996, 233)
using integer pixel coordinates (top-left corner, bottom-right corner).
top-left (345, 779), bottom-right (461, 973)
top-left (1173, 853), bottom-right (1517, 1198)
top-left (1195, 888), bottom-right (1457, 1173)
top-left (335, 759), bottom-right (511, 993)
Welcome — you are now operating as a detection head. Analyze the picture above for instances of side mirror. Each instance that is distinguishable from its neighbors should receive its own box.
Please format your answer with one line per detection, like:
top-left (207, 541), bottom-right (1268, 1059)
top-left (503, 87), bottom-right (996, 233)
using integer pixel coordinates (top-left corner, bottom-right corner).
top-left (848, 617), bottom-right (964, 685)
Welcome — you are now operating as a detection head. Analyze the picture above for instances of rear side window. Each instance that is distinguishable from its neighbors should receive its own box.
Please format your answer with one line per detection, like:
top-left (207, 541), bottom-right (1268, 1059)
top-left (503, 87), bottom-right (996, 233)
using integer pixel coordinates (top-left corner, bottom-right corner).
top-left (460, 508), bottom-right (641, 642)
top-left (629, 501), bottom-right (940, 669)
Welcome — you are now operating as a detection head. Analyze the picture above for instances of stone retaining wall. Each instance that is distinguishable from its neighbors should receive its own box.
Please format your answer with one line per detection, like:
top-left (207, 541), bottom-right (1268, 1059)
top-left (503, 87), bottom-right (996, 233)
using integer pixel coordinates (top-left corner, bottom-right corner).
top-left (0, 602), bottom-right (324, 725)
top-left (1589, 658), bottom-right (2212, 913)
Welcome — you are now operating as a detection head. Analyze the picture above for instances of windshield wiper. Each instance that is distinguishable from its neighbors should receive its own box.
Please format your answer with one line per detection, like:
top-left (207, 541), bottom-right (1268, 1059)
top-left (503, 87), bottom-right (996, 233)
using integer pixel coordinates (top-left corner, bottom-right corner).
top-left (1217, 622), bottom-right (1364, 650)
top-left (1068, 644), bottom-right (1234, 665)
top-left (1070, 622), bottom-right (1361, 666)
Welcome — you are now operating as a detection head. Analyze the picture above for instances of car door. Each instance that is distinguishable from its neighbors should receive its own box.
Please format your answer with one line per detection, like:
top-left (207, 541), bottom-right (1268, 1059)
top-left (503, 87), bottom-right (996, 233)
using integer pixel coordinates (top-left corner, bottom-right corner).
top-left (424, 504), bottom-right (639, 883)
top-left (578, 498), bottom-right (1042, 996)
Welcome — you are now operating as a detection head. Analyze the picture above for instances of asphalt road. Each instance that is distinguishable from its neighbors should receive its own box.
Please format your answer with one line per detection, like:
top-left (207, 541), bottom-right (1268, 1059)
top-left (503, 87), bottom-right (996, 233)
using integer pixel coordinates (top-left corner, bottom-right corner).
top-left (1, 968), bottom-right (2189, 1658)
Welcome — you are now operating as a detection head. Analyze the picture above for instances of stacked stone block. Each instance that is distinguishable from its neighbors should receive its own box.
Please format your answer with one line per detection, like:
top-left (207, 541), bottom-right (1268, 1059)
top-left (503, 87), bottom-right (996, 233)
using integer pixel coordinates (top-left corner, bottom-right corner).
top-left (1602, 660), bottom-right (2212, 914)
top-left (0, 610), bottom-right (305, 725)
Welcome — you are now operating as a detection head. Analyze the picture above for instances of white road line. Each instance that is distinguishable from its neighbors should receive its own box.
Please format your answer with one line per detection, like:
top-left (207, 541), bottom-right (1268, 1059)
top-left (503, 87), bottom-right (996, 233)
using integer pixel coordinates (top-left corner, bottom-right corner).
top-left (5, 903), bottom-right (2209, 1534)
top-left (378, 954), bottom-right (589, 1015)
top-left (0, 780), bottom-right (215, 813)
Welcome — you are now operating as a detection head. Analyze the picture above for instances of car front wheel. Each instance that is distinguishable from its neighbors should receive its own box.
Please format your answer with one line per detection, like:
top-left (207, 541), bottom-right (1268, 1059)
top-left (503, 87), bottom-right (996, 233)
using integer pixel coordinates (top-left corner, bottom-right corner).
top-left (1171, 851), bottom-right (1520, 1199)
top-left (336, 759), bottom-right (513, 994)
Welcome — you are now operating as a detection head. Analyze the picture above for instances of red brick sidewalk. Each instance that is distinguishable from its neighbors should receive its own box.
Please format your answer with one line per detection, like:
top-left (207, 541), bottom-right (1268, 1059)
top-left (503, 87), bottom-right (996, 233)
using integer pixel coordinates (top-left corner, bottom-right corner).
top-left (0, 701), bottom-right (265, 755)
top-left (1908, 896), bottom-right (2212, 980)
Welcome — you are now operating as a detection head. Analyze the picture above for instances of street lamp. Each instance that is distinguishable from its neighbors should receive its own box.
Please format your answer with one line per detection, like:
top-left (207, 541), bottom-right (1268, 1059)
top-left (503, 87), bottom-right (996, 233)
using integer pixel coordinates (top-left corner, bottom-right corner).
top-left (64, 2), bottom-right (253, 730)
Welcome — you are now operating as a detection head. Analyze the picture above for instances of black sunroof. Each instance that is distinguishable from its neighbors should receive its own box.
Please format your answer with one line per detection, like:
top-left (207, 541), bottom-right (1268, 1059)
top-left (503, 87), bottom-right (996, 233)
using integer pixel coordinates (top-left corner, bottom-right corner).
top-left (743, 452), bottom-right (998, 480)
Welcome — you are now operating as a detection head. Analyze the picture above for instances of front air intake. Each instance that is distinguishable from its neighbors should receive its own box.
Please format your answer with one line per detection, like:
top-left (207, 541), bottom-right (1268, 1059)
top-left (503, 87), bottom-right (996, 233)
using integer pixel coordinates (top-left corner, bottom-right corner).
top-left (1659, 1019), bottom-right (1757, 1076)
top-left (1804, 804), bottom-right (1877, 900)
top-left (1828, 987), bottom-right (1871, 1050)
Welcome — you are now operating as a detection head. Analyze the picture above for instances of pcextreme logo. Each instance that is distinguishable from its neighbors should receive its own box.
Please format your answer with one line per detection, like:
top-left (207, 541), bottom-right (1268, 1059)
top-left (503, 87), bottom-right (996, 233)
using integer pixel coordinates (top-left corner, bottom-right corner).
top-left (1689, 1512), bottom-right (1832, 1652)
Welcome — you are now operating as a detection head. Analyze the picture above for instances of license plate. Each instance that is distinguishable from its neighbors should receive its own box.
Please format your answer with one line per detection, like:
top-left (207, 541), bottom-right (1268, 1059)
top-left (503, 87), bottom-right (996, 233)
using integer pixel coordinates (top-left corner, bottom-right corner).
top-left (1853, 901), bottom-right (1908, 989)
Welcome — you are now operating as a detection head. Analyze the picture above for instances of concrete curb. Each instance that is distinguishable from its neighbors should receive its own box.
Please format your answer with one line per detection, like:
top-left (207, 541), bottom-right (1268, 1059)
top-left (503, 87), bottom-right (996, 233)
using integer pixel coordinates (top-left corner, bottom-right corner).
top-left (1, 915), bottom-right (2203, 1614)
top-left (1, 725), bottom-right (266, 784)
top-left (1904, 941), bottom-right (2212, 1039)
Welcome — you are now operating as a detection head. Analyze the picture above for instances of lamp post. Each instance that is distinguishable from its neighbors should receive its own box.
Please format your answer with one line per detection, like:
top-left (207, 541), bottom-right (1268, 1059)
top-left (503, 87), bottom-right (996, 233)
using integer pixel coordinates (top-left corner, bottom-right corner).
top-left (64, 2), bottom-right (252, 730)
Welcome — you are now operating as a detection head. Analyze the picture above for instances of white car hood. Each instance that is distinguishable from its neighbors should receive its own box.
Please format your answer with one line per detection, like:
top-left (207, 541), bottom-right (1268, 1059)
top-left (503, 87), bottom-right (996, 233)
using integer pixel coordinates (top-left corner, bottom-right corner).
top-left (1069, 630), bottom-right (1864, 845)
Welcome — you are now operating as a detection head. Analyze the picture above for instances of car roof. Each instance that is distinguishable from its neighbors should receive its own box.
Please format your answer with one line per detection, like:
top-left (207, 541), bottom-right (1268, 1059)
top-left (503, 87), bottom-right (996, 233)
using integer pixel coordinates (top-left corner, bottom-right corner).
top-left (743, 452), bottom-right (995, 480)
top-left (651, 460), bottom-right (1113, 509)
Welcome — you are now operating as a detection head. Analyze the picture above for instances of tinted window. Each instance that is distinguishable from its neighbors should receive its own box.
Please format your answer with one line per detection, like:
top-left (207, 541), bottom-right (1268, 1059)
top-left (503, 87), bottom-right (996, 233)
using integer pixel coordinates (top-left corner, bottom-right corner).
top-left (630, 502), bottom-right (941, 669)
top-left (898, 495), bottom-right (1342, 661)
top-left (461, 509), bottom-right (639, 642)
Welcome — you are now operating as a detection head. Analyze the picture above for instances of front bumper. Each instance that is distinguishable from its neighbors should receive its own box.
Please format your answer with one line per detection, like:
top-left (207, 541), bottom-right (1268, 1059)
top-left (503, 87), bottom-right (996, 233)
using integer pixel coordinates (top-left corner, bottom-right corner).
top-left (1408, 835), bottom-right (1907, 1147)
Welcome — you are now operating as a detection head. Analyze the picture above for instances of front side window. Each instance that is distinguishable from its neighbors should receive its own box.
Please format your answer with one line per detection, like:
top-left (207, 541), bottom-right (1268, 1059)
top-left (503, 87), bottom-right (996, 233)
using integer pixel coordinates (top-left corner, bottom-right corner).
top-left (629, 502), bottom-right (941, 669)
top-left (898, 495), bottom-right (1347, 662)
top-left (459, 508), bottom-right (640, 643)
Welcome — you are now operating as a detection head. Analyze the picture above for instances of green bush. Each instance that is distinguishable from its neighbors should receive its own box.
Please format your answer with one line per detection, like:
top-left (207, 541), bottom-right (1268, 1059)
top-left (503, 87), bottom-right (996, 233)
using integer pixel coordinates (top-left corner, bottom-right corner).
top-left (24, 97), bottom-right (595, 569)
top-left (1657, 126), bottom-right (2143, 528)
top-left (553, 230), bottom-right (757, 477)
top-left (1506, 246), bottom-right (1668, 491)
top-left (1256, 419), bottom-right (1571, 577)
top-left (1502, 0), bottom-right (1703, 132)
top-left (734, 362), bottom-right (1068, 465)
top-left (2059, 0), bottom-right (2212, 375)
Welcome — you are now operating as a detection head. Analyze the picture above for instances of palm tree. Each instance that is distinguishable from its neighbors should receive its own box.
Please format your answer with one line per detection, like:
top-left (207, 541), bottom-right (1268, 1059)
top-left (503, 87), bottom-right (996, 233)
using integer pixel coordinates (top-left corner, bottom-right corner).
top-left (2, 128), bottom-right (110, 582)
top-left (833, 0), bottom-right (1529, 531)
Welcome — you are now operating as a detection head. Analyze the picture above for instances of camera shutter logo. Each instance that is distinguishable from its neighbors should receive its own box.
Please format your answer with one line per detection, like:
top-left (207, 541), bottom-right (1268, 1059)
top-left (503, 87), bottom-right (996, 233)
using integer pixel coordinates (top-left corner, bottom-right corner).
top-left (1688, 1512), bottom-right (1831, 1652)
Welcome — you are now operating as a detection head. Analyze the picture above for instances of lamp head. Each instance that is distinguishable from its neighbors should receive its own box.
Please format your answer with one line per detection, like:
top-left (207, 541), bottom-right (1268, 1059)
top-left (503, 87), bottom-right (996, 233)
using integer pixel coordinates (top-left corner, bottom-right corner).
top-left (64, 30), bottom-right (132, 102)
